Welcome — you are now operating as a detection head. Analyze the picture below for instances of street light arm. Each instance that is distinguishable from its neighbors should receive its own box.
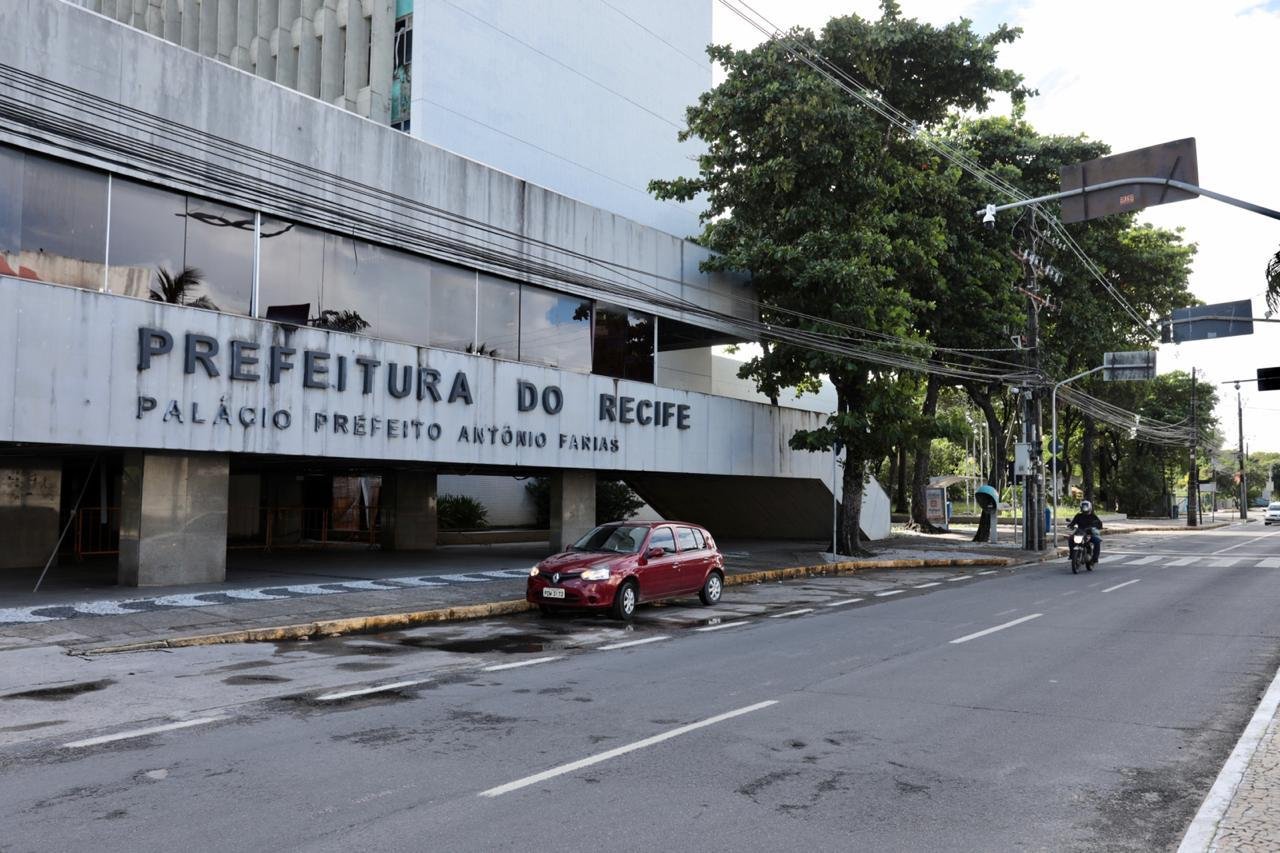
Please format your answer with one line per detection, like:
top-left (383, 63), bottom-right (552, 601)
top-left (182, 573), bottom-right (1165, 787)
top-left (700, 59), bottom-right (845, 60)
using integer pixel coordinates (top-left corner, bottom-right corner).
top-left (977, 178), bottom-right (1280, 222)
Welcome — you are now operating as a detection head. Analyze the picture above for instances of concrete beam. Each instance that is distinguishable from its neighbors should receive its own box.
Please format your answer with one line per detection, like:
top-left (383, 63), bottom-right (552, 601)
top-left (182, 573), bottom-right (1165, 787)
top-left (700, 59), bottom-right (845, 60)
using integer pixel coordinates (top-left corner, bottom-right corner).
top-left (118, 451), bottom-right (229, 586)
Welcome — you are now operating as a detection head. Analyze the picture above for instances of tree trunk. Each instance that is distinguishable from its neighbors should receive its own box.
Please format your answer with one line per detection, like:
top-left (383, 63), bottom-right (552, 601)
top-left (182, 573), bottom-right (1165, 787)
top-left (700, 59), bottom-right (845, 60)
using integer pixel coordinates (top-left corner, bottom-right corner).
top-left (893, 444), bottom-right (908, 514)
top-left (909, 375), bottom-right (944, 532)
top-left (839, 451), bottom-right (867, 556)
top-left (886, 446), bottom-right (900, 513)
top-left (1082, 415), bottom-right (1096, 502)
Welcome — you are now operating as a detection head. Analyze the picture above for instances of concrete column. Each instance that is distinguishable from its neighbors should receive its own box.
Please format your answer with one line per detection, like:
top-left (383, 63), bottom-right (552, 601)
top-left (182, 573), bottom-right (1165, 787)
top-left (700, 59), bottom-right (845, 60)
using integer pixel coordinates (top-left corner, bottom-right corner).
top-left (381, 470), bottom-right (437, 551)
top-left (549, 470), bottom-right (595, 553)
top-left (0, 458), bottom-right (62, 571)
top-left (118, 451), bottom-right (229, 587)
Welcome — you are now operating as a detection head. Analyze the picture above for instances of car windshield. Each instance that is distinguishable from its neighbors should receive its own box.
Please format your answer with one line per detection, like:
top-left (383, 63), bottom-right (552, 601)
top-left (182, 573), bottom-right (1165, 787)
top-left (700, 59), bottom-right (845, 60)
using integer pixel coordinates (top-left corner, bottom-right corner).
top-left (1269, 503), bottom-right (1280, 511)
top-left (571, 525), bottom-right (648, 554)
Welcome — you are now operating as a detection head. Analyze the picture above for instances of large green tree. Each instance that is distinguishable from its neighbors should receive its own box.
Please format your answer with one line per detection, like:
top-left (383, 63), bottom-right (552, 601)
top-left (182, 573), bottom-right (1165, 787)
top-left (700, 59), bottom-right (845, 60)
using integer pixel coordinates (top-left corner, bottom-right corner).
top-left (652, 2), bottom-right (1024, 553)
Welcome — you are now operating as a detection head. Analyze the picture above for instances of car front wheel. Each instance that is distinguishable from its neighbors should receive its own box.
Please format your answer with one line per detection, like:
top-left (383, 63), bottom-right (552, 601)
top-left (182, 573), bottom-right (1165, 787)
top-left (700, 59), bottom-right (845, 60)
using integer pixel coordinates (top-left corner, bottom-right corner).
top-left (699, 571), bottom-right (723, 606)
top-left (611, 581), bottom-right (638, 621)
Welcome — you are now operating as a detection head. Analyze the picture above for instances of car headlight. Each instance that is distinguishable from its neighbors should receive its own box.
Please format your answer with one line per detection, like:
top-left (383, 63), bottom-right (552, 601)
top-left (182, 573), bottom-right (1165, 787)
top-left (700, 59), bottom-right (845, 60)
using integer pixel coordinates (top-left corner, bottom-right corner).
top-left (529, 566), bottom-right (540, 577)
top-left (580, 567), bottom-right (611, 581)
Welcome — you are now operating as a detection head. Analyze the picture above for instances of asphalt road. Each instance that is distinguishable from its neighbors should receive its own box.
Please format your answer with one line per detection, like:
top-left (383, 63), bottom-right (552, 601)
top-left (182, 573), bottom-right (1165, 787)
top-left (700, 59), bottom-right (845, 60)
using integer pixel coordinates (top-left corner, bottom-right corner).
top-left (2, 524), bottom-right (1279, 852)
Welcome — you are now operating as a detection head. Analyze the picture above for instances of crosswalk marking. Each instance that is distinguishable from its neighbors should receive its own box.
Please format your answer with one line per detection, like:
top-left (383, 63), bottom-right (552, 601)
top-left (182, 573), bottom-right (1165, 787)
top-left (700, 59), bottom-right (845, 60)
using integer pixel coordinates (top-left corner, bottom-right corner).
top-left (1209, 558), bottom-right (1240, 568)
top-left (1168, 557), bottom-right (1198, 567)
top-left (1124, 556), bottom-right (1162, 566)
top-left (1260, 558), bottom-right (1280, 568)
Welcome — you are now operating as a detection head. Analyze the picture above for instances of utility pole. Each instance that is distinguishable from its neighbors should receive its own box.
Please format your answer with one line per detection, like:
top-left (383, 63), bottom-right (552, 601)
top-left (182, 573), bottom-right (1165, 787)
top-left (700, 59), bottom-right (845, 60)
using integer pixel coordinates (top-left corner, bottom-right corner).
top-left (1020, 253), bottom-right (1045, 551)
top-left (1237, 382), bottom-right (1247, 519)
top-left (1188, 368), bottom-right (1199, 527)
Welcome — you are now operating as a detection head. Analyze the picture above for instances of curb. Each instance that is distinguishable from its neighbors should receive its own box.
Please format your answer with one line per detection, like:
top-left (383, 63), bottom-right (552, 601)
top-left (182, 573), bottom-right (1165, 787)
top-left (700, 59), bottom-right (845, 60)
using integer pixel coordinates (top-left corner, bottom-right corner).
top-left (75, 554), bottom-right (1023, 655)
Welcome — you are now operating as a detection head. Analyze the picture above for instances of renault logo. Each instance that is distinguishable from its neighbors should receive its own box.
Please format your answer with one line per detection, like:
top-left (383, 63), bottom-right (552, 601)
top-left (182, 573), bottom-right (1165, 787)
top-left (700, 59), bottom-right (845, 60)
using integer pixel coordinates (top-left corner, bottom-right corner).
top-left (552, 573), bottom-right (560, 584)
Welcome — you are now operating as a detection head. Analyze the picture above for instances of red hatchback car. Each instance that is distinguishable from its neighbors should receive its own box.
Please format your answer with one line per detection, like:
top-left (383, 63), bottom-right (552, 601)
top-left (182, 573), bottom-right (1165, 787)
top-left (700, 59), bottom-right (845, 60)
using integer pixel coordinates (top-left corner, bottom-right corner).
top-left (527, 521), bottom-right (725, 621)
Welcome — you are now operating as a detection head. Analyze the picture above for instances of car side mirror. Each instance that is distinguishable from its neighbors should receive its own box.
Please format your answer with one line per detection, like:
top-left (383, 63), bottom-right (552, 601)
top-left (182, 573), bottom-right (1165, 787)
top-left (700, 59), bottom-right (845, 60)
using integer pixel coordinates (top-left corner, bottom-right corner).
top-left (646, 547), bottom-right (665, 559)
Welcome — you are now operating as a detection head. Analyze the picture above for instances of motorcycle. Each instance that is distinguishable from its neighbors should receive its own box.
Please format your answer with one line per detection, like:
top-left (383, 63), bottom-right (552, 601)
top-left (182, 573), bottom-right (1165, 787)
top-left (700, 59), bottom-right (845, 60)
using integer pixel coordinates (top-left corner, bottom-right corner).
top-left (1069, 527), bottom-right (1099, 574)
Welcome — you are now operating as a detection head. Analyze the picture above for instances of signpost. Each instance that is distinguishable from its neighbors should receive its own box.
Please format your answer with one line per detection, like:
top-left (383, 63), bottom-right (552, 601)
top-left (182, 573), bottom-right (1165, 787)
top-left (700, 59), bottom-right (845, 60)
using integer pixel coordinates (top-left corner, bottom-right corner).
top-left (1163, 300), bottom-right (1255, 344)
top-left (1059, 138), bottom-right (1199, 224)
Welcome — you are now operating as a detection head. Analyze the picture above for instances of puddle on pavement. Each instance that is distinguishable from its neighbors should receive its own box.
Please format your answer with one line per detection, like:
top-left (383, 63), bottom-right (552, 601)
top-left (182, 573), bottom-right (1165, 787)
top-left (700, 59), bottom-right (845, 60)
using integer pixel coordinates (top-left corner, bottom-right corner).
top-left (396, 634), bottom-right (549, 655)
top-left (0, 720), bottom-right (67, 733)
top-left (206, 660), bottom-right (280, 674)
top-left (222, 674), bottom-right (292, 686)
top-left (3, 679), bottom-right (115, 702)
top-left (335, 661), bottom-right (397, 672)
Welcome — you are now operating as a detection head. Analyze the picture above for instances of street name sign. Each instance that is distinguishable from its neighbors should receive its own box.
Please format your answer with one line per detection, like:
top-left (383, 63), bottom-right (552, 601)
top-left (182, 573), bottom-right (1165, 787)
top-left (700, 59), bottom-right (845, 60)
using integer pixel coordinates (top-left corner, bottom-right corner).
top-left (1103, 350), bottom-right (1157, 381)
top-left (1059, 138), bottom-right (1199, 224)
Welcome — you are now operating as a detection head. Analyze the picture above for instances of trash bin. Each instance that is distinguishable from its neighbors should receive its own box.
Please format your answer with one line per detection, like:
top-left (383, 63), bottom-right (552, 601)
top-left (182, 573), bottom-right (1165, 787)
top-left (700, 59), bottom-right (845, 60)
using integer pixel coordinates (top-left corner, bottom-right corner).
top-left (1044, 507), bottom-right (1051, 537)
top-left (946, 501), bottom-right (952, 521)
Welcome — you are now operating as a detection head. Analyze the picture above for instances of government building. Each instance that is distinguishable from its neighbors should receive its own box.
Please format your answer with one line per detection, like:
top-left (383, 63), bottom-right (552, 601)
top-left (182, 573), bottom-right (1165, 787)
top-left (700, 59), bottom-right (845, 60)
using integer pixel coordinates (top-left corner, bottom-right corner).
top-left (0, 0), bottom-right (884, 588)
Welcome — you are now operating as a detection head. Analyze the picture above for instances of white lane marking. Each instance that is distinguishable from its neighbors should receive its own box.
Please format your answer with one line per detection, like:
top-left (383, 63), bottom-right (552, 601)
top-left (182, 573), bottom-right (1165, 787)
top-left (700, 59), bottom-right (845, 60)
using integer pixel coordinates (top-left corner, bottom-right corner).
top-left (824, 598), bottom-right (864, 607)
top-left (1102, 579), bottom-right (1141, 593)
top-left (1124, 556), bottom-right (1161, 566)
top-left (873, 590), bottom-right (904, 598)
top-left (480, 569), bottom-right (535, 579)
top-left (945, 576), bottom-right (972, 583)
top-left (316, 680), bottom-right (429, 702)
top-left (479, 700), bottom-right (780, 797)
top-left (597, 636), bottom-right (670, 650)
top-left (913, 582), bottom-right (942, 589)
top-left (994, 608), bottom-right (1017, 617)
top-left (1212, 531), bottom-right (1279, 555)
top-left (950, 613), bottom-right (1043, 645)
top-left (1060, 591), bottom-right (1078, 596)
top-left (1177, 659), bottom-right (1280, 852)
top-left (392, 577), bottom-right (448, 588)
top-left (977, 570), bottom-right (997, 576)
top-left (1168, 557), bottom-right (1198, 567)
top-left (481, 656), bottom-right (564, 672)
top-left (769, 608), bottom-right (815, 618)
top-left (695, 621), bottom-right (750, 632)
top-left (63, 717), bottom-right (226, 748)
top-left (1208, 558), bottom-right (1240, 568)
top-left (1260, 558), bottom-right (1280, 569)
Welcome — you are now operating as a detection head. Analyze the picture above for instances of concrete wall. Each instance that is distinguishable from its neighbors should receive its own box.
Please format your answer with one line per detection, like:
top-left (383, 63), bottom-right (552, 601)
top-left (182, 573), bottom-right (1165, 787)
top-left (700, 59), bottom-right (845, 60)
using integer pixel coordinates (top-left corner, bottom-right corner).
top-left (0, 458), bottom-right (61, 570)
top-left (1, 0), bottom-right (750, 338)
top-left (437, 474), bottom-right (538, 527)
top-left (411, 0), bottom-right (709, 239)
top-left (118, 451), bottom-right (229, 586)
top-left (69, 0), bottom-right (395, 123)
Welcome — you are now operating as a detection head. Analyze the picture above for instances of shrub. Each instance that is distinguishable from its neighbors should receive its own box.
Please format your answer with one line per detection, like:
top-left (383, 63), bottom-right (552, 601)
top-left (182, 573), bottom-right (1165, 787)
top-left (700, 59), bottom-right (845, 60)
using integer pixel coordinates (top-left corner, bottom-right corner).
top-left (437, 494), bottom-right (489, 530)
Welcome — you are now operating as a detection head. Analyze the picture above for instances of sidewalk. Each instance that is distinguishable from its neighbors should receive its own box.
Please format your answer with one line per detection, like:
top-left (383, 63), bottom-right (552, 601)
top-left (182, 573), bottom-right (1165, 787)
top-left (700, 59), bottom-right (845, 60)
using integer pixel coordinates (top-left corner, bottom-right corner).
top-left (1180, 664), bottom-right (1280, 852)
top-left (0, 536), bottom-right (1040, 654)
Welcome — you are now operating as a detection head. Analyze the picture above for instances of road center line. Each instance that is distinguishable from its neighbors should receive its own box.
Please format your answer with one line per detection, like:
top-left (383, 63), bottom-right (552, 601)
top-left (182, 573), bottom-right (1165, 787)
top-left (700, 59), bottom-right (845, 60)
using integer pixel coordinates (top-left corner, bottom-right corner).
top-left (950, 613), bottom-right (1043, 645)
top-left (874, 590), bottom-right (904, 597)
top-left (316, 680), bottom-right (430, 701)
top-left (977, 570), bottom-right (998, 576)
top-left (597, 636), bottom-right (670, 650)
top-left (913, 582), bottom-right (942, 589)
top-left (478, 700), bottom-right (780, 797)
top-left (769, 608), bottom-right (815, 618)
top-left (694, 621), bottom-right (750, 632)
top-left (481, 656), bottom-right (564, 672)
top-left (1101, 579), bottom-right (1141, 593)
top-left (63, 717), bottom-right (226, 749)
top-left (824, 598), bottom-right (864, 607)
top-left (945, 576), bottom-right (972, 583)
top-left (1212, 531), bottom-right (1279, 555)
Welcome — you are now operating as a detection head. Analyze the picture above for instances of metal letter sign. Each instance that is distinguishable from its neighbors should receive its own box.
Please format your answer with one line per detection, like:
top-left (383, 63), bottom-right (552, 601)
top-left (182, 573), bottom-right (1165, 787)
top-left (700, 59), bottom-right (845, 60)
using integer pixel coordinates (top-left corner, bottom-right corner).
top-left (1059, 138), bottom-right (1199, 224)
top-left (1258, 366), bottom-right (1280, 392)
top-left (1165, 300), bottom-right (1254, 344)
top-left (1103, 350), bottom-right (1157, 381)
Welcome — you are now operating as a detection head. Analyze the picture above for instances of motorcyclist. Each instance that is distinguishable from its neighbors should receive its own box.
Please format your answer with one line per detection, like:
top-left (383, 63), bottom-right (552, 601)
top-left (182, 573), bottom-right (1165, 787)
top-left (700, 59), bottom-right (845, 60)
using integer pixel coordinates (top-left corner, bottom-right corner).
top-left (1067, 500), bottom-right (1103, 564)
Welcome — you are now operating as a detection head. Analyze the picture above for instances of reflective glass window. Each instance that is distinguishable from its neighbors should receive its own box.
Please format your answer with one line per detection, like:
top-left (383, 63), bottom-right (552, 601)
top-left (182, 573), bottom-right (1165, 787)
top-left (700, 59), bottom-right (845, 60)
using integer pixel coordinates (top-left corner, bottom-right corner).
top-left (676, 527), bottom-right (699, 551)
top-left (0, 147), bottom-right (21, 278)
top-left (362, 241), bottom-right (428, 346)
top-left (258, 217), bottom-right (325, 325)
top-left (649, 526), bottom-right (676, 553)
top-left (427, 261), bottom-right (476, 352)
top-left (520, 286), bottom-right (591, 372)
top-left (476, 273), bottom-right (519, 359)
top-left (319, 235), bottom-right (376, 333)
top-left (692, 528), bottom-right (706, 549)
top-left (107, 178), bottom-right (187, 300)
top-left (18, 153), bottom-right (107, 289)
top-left (181, 197), bottom-right (253, 314)
top-left (593, 302), bottom-right (654, 382)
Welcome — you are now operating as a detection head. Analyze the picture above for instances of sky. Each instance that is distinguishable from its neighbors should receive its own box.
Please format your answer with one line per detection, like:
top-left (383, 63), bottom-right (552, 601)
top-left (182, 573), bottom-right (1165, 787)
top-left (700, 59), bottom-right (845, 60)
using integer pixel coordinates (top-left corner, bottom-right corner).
top-left (711, 0), bottom-right (1280, 455)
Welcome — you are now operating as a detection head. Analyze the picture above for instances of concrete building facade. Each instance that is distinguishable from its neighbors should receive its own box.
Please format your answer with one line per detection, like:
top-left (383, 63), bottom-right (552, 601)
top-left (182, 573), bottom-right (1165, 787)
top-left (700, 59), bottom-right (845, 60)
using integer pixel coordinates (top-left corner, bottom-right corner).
top-left (0, 0), bottom-right (875, 590)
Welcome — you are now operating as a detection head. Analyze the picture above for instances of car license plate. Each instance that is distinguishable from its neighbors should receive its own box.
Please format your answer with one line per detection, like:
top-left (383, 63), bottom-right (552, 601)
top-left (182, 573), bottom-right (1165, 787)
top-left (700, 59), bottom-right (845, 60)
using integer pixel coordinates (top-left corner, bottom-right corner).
top-left (542, 588), bottom-right (565, 599)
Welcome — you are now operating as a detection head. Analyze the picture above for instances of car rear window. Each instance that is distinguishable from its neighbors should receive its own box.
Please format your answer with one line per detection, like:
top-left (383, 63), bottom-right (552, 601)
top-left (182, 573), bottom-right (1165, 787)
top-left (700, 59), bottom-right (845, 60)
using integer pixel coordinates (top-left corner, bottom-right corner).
top-left (676, 527), bottom-right (699, 551)
top-left (1270, 503), bottom-right (1280, 510)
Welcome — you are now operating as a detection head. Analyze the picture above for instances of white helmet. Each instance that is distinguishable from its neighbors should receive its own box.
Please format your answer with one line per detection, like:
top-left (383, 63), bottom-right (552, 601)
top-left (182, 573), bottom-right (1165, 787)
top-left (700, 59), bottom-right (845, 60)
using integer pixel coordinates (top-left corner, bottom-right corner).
top-left (1080, 500), bottom-right (1093, 513)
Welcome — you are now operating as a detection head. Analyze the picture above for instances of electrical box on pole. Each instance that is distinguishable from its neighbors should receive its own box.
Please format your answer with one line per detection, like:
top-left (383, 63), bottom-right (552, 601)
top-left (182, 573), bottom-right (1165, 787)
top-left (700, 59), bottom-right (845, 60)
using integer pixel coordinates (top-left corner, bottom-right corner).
top-left (1059, 138), bottom-right (1199, 224)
